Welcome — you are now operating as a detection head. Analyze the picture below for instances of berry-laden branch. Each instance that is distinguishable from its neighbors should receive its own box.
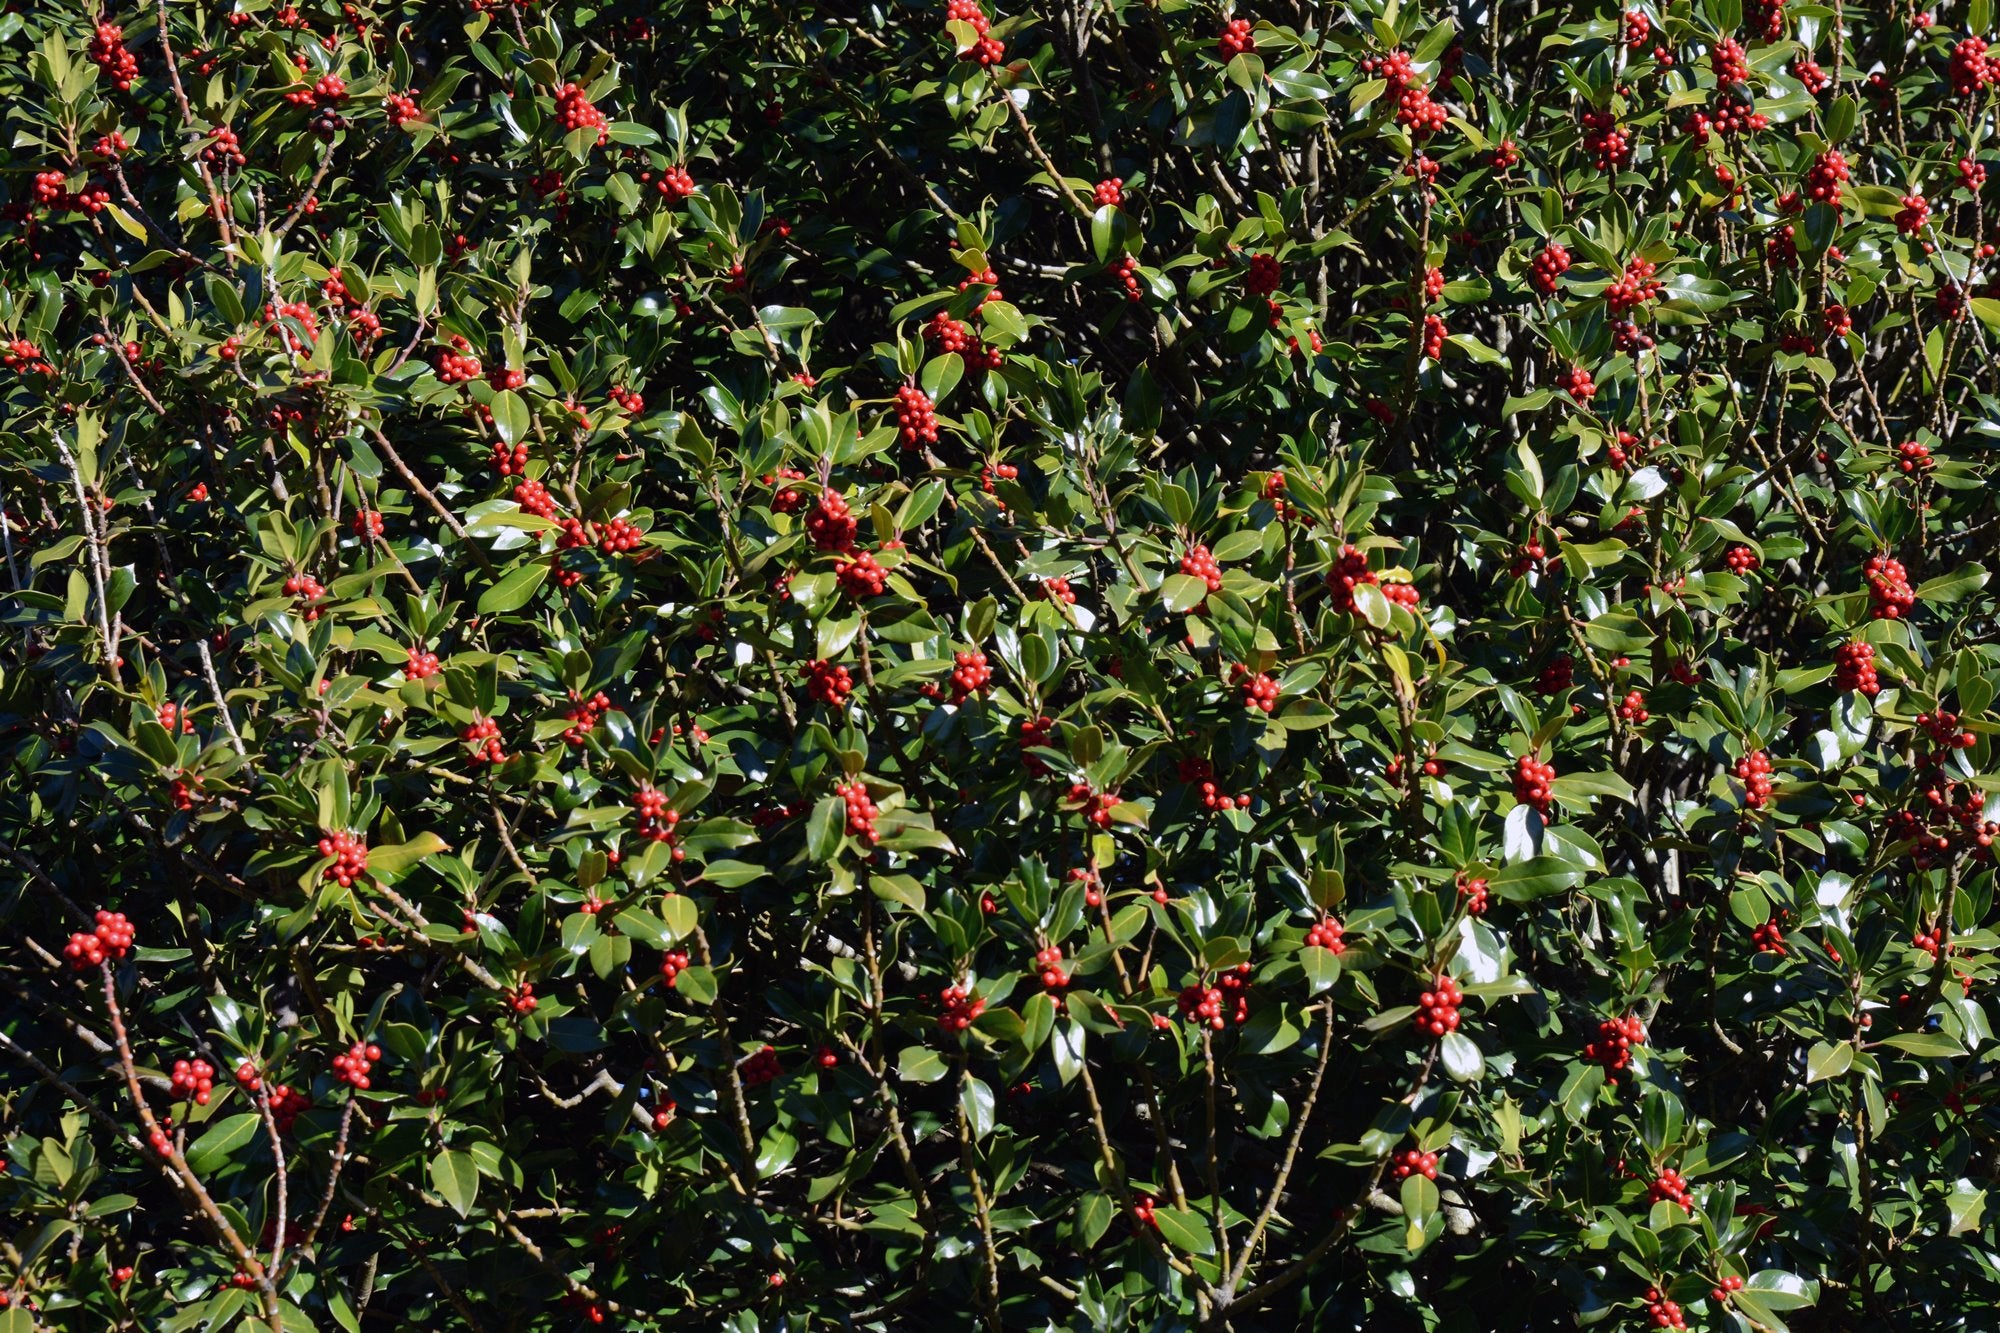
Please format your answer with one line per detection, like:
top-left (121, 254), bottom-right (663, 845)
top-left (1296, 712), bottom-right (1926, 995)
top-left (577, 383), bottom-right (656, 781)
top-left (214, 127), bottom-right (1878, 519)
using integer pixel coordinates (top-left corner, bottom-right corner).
top-left (98, 965), bottom-right (282, 1330)
top-left (6, 1), bottom-right (2000, 1327)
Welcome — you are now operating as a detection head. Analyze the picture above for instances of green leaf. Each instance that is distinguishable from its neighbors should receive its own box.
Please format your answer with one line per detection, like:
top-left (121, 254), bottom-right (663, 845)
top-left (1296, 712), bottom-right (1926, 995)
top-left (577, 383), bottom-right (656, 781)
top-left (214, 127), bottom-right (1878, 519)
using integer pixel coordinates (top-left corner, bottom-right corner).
top-left (806, 794), bottom-right (845, 863)
top-left (365, 832), bottom-right (449, 882)
top-left (1489, 856), bottom-right (1585, 901)
top-left (1948, 1179), bottom-right (1987, 1236)
top-left (1878, 1032), bottom-right (1966, 1058)
top-left (1301, 946), bottom-right (1343, 994)
top-left (1914, 563), bottom-right (1987, 604)
top-left (960, 1075), bottom-right (995, 1138)
top-left (1077, 1191), bottom-right (1115, 1248)
top-left (489, 389), bottom-right (530, 445)
top-left (1350, 581), bottom-right (1392, 629)
top-left (184, 1113), bottom-right (261, 1174)
top-left (429, 1148), bottom-right (480, 1217)
top-left (1741, 1270), bottom-right (1817, 1310)
top-left (1400, 1174), bottom-right (1439, 1251)
top-left (1158, 573), bottom-right (1210, 612)
top-left (898, 1046), bottom-right (948, 1083)
top-left (1150, 1205), bottom-right (1216, 1256)
top-left (659, 895), bottom-right (699, 941)
top-left (1438, 1031), bottom-right (1484, 1081)
top-left (1804, 1040), bottom-right (1853, 1083)
top-left (476, 561), bottom-right (550, 615)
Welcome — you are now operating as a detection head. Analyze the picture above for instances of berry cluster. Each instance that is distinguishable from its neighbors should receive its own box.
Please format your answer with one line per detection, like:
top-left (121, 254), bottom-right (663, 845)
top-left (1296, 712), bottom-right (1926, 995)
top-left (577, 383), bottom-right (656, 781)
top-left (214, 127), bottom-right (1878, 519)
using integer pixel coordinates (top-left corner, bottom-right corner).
top-left (1180, 544), bottom-right (1224, 594)
top-left (1603, 257), bottom-right (1664, 313)
top-left (950, 650), bottom-right (991, 702)
top-left (803, 659), bottom-right (854, 707)
top-left (1864, 554), bottom-right (1917, 620)
top-left (1420, 313), bottom-right (1446, 359)
top-left (1710, 1274), bottom-right (1746, 1306)
top-left (836, 781), bottom-right (881, 843)
top-left (939, 982), bottom-right (986, 1032)
top-left (462, 716), bottom-right (506, 764)
top-left (1647, 1168), bottom-right (1692, 1208)
top-left (282, 573), bottom-right (327, 620)
top-left (1562, 364), bottom-right (1596, 402)
top-left (1458, 875), bottom-right (1490, 915)
top-left (1617, 690), bottom-right (1649, 723)
top-left (608, 384), bottom-right (644, 414)
top-left (836, 550), bottom-right (887, 600)
top-left (493, 441), bottom-right (533, 477)
top-left (1733, 750), bottom-right (1774, 808)
top-left (739, 1046), bottom-right (782, 1086)
top-left (1793, 55), bottom-right (1831, 91)
top-left (1895, 193), bottom-right (1931, 236)
top-left (1326, 544), bottom-right (1385, 614)
top-left (894, 386), bottom-right (938, 449)
top-left (2, 338), bottom-right (52, 376)
top-left (553, 82), bottom-right (610, 145)
top-left (1034, 945), bottom-right (1069, 990)
top-left (1583, 1014), bottom-right (1647, 1079)
top-left (597, 517), bottom-right (644, 553)
top-left (1833, 640), bottom-right (1880, 695)
top-left (1216, 17), bottom-right (1256, 58)
top-left (202, 126), bottom-right (246, 168)
top-left (89, 23), bottom-right (139, 91)
top-left (1392, 1149), bottom-right (1440, 1180)
top-left (1093, 177), bottom-right (1124, 206)
top-left (1065, 782), bottom-right (1117, 828)
top-left (1579, 110), bottom-right (1632, 171)
top-left (1751, 919), bottom-right (1787, 955)
top-left (1514, 754), bottom-right (1556, 813)
top-left (317, 830), bottom-right (369, 886)
top-left (235, 1065), bottom-right (312, 1132)
top-left (1018, 715), bottom-right (1055, 772)
top-left (766, 467), bottom-right (807, 514)
top-left (1915, 710), bottom-right (1977, 758)
top-left (561, 691), bottom-right (612, 746)
top-left (385, 90), bottom-right (423, 127)
top-left (1896, 439), bottom-right (1934, 474)
top-left (1244, 253), bottom-right (1281, 296)
top-left (434, 335), bottom-right (482, 384)
top-left (1303, 917), bottom-right (1347, 953)
top-left (631, 788), bottom-right (683, 855)
top-left (1805, 149), bottom-right (1850, 201)
top-left (1643, 1287), bottom-right (1686, 1329)
top-left (1178, 965), bottom-right (1252, 1028)
top-left (808, 491), bottom-right (858, 552)
top-left (1948, 36), bottom-right (1994, 97)
top-left (1234, 664), bottom-right (1280, 713)
top-left (660, 949), bottom-right (690, 986)
top-left (1415, 975), bottom-right (1464, 1036)
top-left (169, 1058), bottom-right (216, 1104)
top-left (1111, 254), bottom-right (1144, 301)
top-left (1181, 755), bottom-right (1247, 812)
top-left (508, 983), bottom-right (537, 1013)
top-left (405, 645), bottom-right (442, 680)
top-left (331, 1042), bottom-right (383, 1090)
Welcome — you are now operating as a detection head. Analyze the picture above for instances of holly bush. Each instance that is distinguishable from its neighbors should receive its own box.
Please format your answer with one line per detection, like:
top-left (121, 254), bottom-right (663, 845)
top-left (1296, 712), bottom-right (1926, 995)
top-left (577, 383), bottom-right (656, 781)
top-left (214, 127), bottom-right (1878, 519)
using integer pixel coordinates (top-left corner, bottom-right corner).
top-left (4, 0), bottom-right (2000, 1328)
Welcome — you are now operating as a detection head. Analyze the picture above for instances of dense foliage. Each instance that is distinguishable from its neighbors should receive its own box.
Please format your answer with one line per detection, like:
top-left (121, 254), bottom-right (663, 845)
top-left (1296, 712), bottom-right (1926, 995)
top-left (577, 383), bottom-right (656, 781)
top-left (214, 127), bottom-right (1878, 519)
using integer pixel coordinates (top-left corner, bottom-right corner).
top-left (4, 0), bottom-right (2000, 1327)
